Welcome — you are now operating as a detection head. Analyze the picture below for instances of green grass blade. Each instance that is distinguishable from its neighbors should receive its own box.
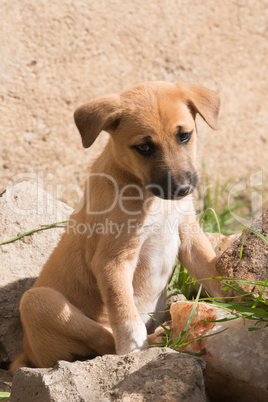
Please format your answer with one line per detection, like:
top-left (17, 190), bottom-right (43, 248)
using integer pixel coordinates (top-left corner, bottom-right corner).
top-left (221, 281), bottom-right (254, 298)
top-left (181, 327), bottom-right (228, 347)
top-left (0, 393), bottom-right (11, 401)
top-left (200, 207), bottom-right (221, 248)
top-left (180, 350), bottom-right (202, 357)
top-left (240, 229), bottom-right (246, 259)
top-left (202, 276), bottom-right (268, 287)
top-left (176, 285), bottom-right (202, 343)
top-left (202, 315), bottom-right (238, 323)
top-left (252, 276), bottom-right (268, 308)
top-left (248, 323), bottom-right (268, 331)
top-left (173, 305), bottom-right (200, 348)
top-left (148, 314), bottom-right (171, 337)
top-left (241, 226), bottom-right (268, 243)
top-left (240, 226), bottom-right (268, 259)
top-left (214, 174), bottom-right (220, 210)
top-left (0, 221), bottom-right (67, 245)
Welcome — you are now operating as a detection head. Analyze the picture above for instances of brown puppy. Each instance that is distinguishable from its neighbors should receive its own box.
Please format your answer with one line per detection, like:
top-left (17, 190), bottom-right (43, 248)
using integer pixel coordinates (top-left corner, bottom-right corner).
top-left (11, 81), bottom-right (222, 373)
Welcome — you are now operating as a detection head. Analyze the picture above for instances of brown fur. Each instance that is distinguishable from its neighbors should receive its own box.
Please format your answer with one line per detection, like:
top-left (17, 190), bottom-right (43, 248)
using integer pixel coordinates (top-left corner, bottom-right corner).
top-left (10, 81), bottom-right (221, 374)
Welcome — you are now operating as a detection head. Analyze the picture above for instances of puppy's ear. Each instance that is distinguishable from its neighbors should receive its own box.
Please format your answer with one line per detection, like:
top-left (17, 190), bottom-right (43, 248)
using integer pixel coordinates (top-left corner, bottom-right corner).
top-left (177, 82), bottom-right (220, 130)
top-left (74, 94), bottom-right (121, 148)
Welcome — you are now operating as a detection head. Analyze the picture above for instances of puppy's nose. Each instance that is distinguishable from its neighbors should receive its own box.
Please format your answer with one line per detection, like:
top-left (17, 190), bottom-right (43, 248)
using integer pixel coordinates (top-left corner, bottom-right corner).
top-left (176, 183), bottom-right (191, 197)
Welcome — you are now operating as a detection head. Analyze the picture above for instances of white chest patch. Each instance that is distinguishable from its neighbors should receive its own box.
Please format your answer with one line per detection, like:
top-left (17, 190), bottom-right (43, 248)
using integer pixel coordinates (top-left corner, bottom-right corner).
top-left (133, 198), bottom-right (187, 330)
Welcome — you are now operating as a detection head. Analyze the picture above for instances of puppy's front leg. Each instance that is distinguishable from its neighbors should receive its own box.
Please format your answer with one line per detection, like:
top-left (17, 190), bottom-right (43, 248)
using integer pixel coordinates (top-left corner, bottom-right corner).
top-left (91, 248), bottom-right (147, 355)
top-left (179, 217), bottom-right (222, 297)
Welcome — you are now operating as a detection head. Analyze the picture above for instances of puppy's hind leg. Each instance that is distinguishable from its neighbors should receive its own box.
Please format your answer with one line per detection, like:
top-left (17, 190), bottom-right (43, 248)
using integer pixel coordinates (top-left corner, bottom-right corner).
top-left (10, 287), bottom-right (115, 373)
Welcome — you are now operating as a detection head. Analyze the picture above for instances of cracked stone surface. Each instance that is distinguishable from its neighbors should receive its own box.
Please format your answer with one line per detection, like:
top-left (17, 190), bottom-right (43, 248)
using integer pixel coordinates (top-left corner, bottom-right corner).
top-left (10, 348), bottom-right (208, 402)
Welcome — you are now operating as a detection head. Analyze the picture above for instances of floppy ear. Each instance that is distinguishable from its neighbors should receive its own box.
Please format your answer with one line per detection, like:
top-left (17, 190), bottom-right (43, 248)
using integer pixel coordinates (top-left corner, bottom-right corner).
top-left (74, 94), bottom-right (122, 148)
top-left (177, 82), bottom-right (220, 130)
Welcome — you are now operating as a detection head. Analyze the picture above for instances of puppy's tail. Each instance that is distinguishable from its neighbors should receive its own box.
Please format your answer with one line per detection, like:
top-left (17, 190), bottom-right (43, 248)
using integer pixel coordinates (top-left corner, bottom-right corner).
top-left (9, 352), bottom-right (31, 375)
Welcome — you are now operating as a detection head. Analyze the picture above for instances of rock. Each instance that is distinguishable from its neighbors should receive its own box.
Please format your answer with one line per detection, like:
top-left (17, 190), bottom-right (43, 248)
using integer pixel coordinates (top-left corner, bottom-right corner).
top-left (162, 293), bottom-right (187, 321)
top-left (167, 293), bottom-right (187, 305)
top-left (0, 181), bottom-right (72, 365)
top-left (205, 232), bottom-right (240, 255)
top-left (10, 348), bottom-right (208, 402)
top-left (0, 368), bottom-right (12, 394)
top-left (171, 301), bottom-right (268, 402)
top-left (216, 210), bottom-right (268, 295)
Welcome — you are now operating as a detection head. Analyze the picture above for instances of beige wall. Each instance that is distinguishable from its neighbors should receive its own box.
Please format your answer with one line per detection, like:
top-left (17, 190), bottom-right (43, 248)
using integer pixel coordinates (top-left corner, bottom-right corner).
top-left (1, 0), bottom-right (267, 205)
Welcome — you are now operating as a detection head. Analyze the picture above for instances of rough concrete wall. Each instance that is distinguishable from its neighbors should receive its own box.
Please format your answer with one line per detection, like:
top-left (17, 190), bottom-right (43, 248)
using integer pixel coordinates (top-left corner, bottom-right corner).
top-left (0, 0), bottom-right (267, 205)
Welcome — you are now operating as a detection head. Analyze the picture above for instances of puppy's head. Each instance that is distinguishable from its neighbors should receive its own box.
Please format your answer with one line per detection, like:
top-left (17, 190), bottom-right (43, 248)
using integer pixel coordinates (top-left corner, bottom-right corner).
top-left (74, 81), bottom-right (220, 200)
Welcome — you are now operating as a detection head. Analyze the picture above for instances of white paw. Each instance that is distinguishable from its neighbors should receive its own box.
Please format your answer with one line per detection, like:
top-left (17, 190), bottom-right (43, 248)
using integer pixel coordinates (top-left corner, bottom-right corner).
top-left (114, 321), bottom-right (148, 355)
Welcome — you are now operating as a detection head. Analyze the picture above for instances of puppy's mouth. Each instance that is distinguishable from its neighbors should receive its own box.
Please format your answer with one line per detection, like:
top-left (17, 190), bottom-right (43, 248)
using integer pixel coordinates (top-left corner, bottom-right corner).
top-left (146, 171), bottom-right (198, 200)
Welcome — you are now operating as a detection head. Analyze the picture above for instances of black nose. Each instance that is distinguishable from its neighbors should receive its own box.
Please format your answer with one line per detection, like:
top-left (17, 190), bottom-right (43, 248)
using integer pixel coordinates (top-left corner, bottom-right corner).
top-left (176, 183), bottom-right (191, 197)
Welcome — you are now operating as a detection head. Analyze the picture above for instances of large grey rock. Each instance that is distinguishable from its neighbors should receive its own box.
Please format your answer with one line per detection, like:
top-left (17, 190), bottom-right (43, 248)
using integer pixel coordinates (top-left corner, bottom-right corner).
top-left (10, 348), bottom-right (208, 402)
top-left (171, 301), bottom-right (268, 402)
top-left (0, 181), bottom-right (72, 364)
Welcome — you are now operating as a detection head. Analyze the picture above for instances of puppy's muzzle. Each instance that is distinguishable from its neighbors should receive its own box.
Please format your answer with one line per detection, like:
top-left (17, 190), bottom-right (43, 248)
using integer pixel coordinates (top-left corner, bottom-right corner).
top-left (147, 170), bottom-right (198, 200)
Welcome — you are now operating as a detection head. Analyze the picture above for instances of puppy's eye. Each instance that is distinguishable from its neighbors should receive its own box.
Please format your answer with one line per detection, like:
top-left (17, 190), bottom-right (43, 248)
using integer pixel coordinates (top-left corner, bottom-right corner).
top-left (133, 143), bottom-right (155, 156)
top-left (137, 144), bottom-right (150, 153)
top-left (177, 128), bottom-right (193, 144)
